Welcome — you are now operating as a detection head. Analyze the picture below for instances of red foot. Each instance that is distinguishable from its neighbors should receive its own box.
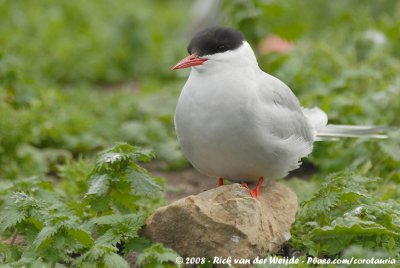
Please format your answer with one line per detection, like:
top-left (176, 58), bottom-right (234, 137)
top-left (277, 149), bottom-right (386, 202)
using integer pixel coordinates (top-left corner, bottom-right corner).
top-left (241, 177), bottom-right (264, 198)
top-left (217, 177), bottom-right (224, 187)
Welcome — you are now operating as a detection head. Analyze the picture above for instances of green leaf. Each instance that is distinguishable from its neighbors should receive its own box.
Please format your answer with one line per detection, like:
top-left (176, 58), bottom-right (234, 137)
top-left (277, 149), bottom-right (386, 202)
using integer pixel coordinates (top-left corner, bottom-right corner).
top-left (91, 214), bottom-right (144, 227)
top-left (136, 244), bottom-right (179, 266)
top-left (312, 216), bottom-right (400, 238)
top-left (310, 215), bottom-right (400, 255)
top-left (67, 227), bottom-right (94, 247)
top-left (124, 237), bottom-right (151, 253)
top-left (305, 191), bottom-right (339, 217)
top-left (73, 243), bottom-right (118, 265)
top-left (88, 195), bottom-right (111, 212)
top-left (96, 229), bottom-right (123, 245)
top-left (33, 226), bottom-right (58, 251)
top-left (0, 242), bottom-right (17, 263)
top-left (299, 173), bottom-right (379, 219)
top-left (103, 252), bottom-right (130, 268)
top-left (0, 205), bottom-right (26, 234)
top-left (90, 214), bottom-right (145, 245)
top-left (342, 245), bottom-right (390, 260)
top-left (128, 170), bottom-right (161, 196)
top-left (291, 172), bottom-right (397, 256)
top-left (95, 143), bottom-right (154, 173)
top-left (87, 174), bottom-right (109, 196)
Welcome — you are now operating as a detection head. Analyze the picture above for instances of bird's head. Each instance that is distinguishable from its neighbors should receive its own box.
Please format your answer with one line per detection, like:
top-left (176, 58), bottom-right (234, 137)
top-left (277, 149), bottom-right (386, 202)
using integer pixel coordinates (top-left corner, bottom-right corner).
top-left (172, 26), bottom-right (256, 71)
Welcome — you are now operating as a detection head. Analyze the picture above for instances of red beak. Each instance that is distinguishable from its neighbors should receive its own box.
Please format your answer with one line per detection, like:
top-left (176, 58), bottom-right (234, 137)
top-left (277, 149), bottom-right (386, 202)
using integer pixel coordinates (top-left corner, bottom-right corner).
top-left (171, 53), bottom-right (208, 70)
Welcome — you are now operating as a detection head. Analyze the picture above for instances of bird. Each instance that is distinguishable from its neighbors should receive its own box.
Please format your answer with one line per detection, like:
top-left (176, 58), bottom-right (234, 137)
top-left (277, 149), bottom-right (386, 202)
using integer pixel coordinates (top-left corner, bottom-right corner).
top-left (172, 26), bottom-right (388, 198)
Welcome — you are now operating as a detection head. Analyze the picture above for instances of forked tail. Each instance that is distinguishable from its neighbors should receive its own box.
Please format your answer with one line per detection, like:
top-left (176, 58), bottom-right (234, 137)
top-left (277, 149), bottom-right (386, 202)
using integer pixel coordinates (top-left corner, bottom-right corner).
top-left (302, 107), bottom-right (390, 141)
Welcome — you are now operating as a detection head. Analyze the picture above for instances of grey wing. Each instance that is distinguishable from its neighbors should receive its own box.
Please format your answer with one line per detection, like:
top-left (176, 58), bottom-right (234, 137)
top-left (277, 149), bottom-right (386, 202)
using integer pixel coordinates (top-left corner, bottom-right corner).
top-left (257, 72), bottom-right (315, 143)
top-left (253, 72), bottom-right (315, 175)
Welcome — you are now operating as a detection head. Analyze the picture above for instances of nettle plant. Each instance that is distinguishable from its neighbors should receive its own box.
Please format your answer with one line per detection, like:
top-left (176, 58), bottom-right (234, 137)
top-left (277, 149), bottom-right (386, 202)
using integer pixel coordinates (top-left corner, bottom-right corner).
top-left (291, 172), bottom-right (400, 258)
top-left (0, 143), bottom-right (177, 267)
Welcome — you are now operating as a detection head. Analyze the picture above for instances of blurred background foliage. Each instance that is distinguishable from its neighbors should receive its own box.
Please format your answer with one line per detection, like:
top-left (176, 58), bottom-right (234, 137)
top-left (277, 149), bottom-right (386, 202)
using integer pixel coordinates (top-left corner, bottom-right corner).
top-left (1, 0), bottom-right (400, 266)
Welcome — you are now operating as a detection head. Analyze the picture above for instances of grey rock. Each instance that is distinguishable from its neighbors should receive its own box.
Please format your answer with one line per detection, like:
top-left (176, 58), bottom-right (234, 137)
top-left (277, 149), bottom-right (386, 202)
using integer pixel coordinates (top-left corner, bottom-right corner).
top-left (143, 183), bottom-right (298, 260)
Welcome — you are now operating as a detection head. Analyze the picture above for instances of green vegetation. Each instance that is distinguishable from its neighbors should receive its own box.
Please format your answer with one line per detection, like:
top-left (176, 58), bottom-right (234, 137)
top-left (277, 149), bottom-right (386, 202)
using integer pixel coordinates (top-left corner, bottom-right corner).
top-left (1, 0), bottom-right (400, 267)
top-left (0, 143), bottom-right (173, 267)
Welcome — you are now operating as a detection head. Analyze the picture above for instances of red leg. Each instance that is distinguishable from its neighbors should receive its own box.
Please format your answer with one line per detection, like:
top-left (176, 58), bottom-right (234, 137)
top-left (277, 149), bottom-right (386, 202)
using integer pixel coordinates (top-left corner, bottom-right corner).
top-left (242, 177), bottom-right (264, 198)
top-left (217, 177), bottom-right (224, 187)
top-left (241, 182), bottom-right (251, 190)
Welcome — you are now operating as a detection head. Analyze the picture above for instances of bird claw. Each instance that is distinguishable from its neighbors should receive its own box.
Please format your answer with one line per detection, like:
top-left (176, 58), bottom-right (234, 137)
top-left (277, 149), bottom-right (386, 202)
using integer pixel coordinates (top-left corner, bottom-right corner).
top-left (241, 183), bottom-right (259, 198)
top-left (241, 177), bottom-right (264, 198)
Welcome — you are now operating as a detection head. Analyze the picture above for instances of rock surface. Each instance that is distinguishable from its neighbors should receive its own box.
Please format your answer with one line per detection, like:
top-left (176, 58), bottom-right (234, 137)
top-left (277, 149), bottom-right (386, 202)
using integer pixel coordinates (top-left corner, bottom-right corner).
top-left (143, 182), bottom-right (298, 260)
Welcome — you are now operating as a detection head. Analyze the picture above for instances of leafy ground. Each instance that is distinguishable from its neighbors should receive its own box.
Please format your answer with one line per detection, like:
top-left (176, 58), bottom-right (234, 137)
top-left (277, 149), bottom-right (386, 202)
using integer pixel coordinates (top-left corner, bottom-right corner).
top-left (1, 0), bottom-right (400, 267)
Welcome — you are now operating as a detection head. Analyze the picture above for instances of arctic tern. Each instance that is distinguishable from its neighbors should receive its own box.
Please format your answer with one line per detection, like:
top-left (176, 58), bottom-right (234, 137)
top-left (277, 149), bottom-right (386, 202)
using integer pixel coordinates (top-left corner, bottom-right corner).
top-left (172, 26), bottom-right (387, 198)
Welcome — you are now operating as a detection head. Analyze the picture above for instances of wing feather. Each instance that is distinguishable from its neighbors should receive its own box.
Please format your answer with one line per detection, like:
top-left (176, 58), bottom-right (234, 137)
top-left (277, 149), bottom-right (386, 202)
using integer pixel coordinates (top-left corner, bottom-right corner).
top-left (251, 72), bottom-right (315, 175)
top-left (257, 72), bottom-right (314, 143)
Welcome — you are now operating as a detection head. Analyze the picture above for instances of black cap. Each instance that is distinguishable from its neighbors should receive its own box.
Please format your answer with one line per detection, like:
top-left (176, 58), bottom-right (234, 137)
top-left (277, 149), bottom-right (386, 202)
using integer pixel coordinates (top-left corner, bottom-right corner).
top-left (187, 26), bottom-right (245, 56)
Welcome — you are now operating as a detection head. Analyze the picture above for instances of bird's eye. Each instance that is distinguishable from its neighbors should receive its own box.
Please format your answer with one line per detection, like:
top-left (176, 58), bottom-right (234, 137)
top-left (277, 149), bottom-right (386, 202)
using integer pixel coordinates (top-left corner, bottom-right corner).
top-left (218, 44), bottom-right (226, 51)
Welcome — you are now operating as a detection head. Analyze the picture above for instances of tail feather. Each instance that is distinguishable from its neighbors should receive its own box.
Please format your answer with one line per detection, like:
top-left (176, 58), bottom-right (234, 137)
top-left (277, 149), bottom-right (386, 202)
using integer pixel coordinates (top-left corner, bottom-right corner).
top-left (316, 124), bottom-right (389, 140)
top-left (302, 107), bottom-right (390, 141)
